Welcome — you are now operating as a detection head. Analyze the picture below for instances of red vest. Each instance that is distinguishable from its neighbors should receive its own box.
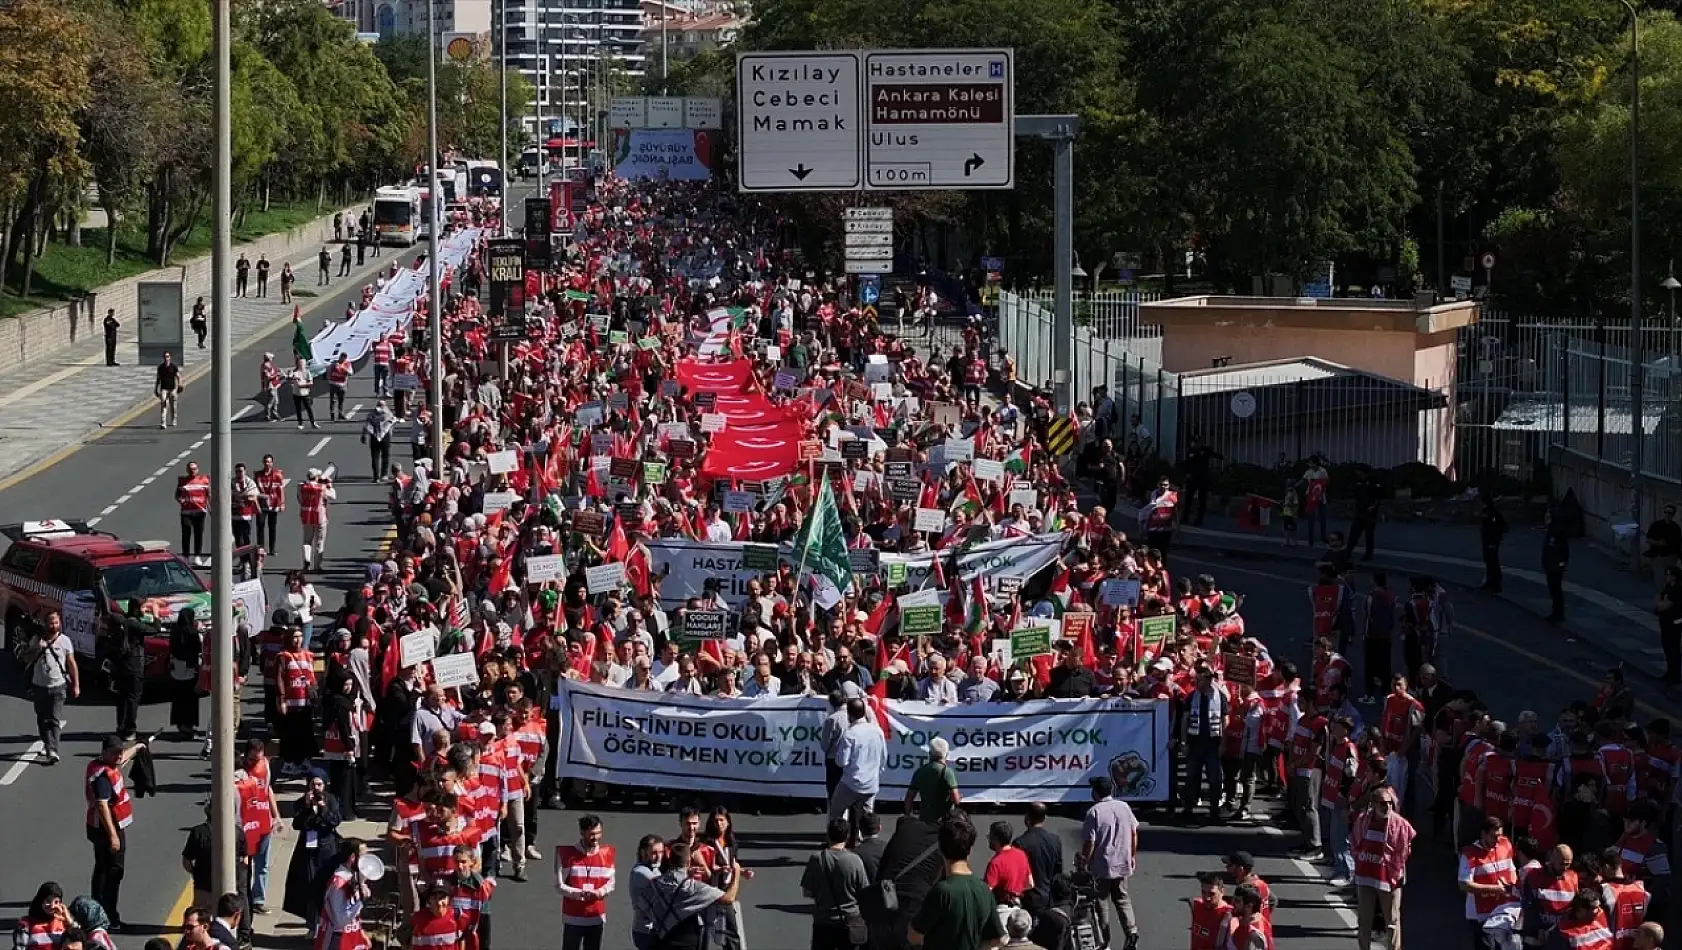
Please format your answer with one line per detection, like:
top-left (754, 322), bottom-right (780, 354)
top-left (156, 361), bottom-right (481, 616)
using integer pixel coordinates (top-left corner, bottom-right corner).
top-left (1510, 758), bottom-right (1552, 830)
top-left (556, 844), bottom-right (616, 925)
top-left (1288, 714), bottom-right (1327, 776)
top-left (1602, 881), bottom-right (1649, 950)
top-left (85, 761), bottom-right (134, 830)
top-left (1641, 743), bottom-right (1682, 805)
top-left (1600, 745), bottom-right (1637, 814)
top-left (1310, 585), bottom-right (1341, 636)
top-left (314, 867), bottom-right (370, 950)
top-left (299, 481), bottom-right (328, 526)
top-left (1616, 830), bottom-right (1663, 881)
top-left (1526, 867), bottom-right (1579, 926)
top-left (450, 877), bottom-right (496, 950)
top-left (1188, 898), bottom-right (1231, 950)
top-left (237, 775), bottom-right (273, 853)
top-left (328, 362), bottom-right (351, 386)
top-left (278, 650), bottom-right (314, 709)
top-left (373, 341), bottom-right (393, 365)
top-left (1321, 739), bottom-right (1357, 807)
top-left (415, 820), bottom-right (467, 885)
top-left (177, 474), bottom-right (211, 513)
top-left (1556, 915), bottom-right (1615, 950)
top-left (1231, 913), bottom-right (1273, 950)
top-left (14, 918), bottom-right (64, 949)
top-left (1482, 753), bottom-right (1515, 823)
top-left (256, 469), bottom-right (287, 511)
top-left (1460, 837), bottom-right (1518, 918)
top-left (408, 907), bottom-right (462, 949)
top-left (1379, 693), bottom-right (1422, 755)
top-left (232, 478), bottom-right (259, 519)
top-left (1459, 737), bottom-right (1492, 806)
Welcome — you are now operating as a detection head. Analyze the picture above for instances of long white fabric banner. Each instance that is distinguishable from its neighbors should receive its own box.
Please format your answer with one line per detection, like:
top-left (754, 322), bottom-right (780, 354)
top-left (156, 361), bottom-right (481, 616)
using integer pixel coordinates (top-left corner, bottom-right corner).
top-left (645, 532), bottom-right (1068, 611)
top-left (309, 227), bottom-right (483, 363)
top-left (553, 680), bottom-right (1171, 803)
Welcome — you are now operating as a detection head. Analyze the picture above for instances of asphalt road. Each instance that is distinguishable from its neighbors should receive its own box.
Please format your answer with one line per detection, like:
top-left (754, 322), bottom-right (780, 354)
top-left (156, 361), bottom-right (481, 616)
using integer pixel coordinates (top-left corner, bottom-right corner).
top-left (0, 182), bottom-right (1618, 948)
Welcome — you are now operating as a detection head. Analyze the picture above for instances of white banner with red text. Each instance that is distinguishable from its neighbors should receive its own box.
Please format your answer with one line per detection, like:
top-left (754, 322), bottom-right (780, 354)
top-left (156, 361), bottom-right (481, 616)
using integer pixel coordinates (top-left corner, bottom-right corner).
top-left (552, 680), bottom-right (1170, 803)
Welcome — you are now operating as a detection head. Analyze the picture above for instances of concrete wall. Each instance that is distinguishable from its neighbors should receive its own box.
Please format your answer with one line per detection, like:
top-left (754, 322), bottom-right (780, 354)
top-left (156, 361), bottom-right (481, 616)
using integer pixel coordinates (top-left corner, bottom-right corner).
top-left (0, 206), bottom-right (359, 376)
top-left (1550, 445), bottom-right (1682, 545)
top-left (1162, 324), bottom-right (1422, 379)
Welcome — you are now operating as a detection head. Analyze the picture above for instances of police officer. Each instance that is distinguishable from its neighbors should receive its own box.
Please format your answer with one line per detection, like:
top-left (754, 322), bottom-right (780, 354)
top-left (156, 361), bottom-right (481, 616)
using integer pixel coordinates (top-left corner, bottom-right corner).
top-left (103, 309), bottom-right (120, 366)
top-left (108, 599), bottom-right (148, 740)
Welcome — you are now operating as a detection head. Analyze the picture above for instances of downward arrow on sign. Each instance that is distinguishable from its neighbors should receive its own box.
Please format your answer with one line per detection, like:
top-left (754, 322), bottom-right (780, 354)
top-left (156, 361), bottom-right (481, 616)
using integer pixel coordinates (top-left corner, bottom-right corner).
top-left (790, 164), bottom-right (814, 180)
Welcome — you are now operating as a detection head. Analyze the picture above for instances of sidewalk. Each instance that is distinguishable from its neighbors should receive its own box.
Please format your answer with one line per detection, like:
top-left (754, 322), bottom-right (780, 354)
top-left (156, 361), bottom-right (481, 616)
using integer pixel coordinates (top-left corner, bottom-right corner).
top-left (0, 226), bottom-right (402, 490)
top-left (1117, 498), bottom-right (1669, 678)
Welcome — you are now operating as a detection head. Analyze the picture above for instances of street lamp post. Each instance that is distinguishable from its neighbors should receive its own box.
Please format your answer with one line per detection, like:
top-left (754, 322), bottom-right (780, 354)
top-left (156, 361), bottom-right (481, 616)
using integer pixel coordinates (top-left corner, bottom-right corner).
top-left (497, 0), bottom-right (508, 237)
top-left (209, 0), bottom-right (237, 900)
top-left (1622, 0), bottom-right (1645, 567)
top-left (426, 0), bottom-right (445, 461)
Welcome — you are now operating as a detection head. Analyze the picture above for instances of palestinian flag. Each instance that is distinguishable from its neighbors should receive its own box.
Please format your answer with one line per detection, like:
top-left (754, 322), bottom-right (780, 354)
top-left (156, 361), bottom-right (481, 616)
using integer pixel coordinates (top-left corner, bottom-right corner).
top-left (291, 310), bottom-right (313, 362)
top-left (1003, 445), bottom-right (1032, 475)
top-left (1046, 568), bottom-right (1079, 616)
top-left (950, 477), bottom-right (985, 518)
top-left (964, 577), bottom-right (989, 635)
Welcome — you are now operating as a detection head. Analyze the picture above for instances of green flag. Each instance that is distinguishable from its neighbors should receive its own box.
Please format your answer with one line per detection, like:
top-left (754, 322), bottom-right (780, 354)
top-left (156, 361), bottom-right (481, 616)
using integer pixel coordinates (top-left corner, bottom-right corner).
top-left (793, 472), bottom-right (852, 605)
top-left (291, 320), bottom-right (313, 362)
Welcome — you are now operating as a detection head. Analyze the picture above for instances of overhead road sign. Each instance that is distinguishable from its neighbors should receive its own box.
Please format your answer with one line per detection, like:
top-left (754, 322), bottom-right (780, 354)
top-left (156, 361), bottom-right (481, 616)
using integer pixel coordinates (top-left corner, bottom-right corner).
top-left (846, 244), bottom-right (893, 260)
top-left (845, 260), bottom-right (892, 274)
top-left (846, 232), bottom-right (893, 248)
top-left (738, 52), bottom-right (863, 192)
top-left (845, 219), bottom-right (892, 234)
top-left (863, 49), bottom-right (1014, 190)
top-left (844, 207), bottom-right (893, 219)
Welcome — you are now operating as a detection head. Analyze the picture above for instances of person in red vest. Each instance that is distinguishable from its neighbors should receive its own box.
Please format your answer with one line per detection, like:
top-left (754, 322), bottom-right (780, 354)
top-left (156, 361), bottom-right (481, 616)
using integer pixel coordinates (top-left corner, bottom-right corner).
top-left (86, 735), bottom-right (137, 930)
top-left (298, 467), bottom-right (337, 573)
top-left (555, 814), bottom-right (617, 947)
top-left (1459, 816), bottom-right (1520, 947)
top-left (1285, 688), bottom-right (1327, 860)
top-left (1613, 802), bottom-right (1672, 902)
top-left (275, 627), bottom-right (318, 774)
top-left (255, 454), bottom-right (287, 554)
top-left (1378, 674), bottom-right (1424, 797)
top-left (1480, 732), bottom-right (1520, 832)
top-left (1227, 883), bottom-right (1272, 950)
top-left (371, 335), bottom-right (394, 398)
top-left (415, 792), bottom-right (469, 890)
top-left (449, 844), bottom-right (496, 950)
top-left (1596, 722), bottom-right (1639, 819)
top-left (1545, 891), bottom-right (1613, 950)
top-left (326, 353), bottom-right (352, 421)
top-left (410, 887), bottom-right (462, 950)
top-left (176, 460), bottom-right (211, 563)
top-left (1597, 845), bottom-right (1651, 950)
top-left (1523, 844), bottom-right (1578, 947)
top-left (1187, 871), bottom-right (1233, 950)
top-left (1353, 788), bottom-right (1414, 950)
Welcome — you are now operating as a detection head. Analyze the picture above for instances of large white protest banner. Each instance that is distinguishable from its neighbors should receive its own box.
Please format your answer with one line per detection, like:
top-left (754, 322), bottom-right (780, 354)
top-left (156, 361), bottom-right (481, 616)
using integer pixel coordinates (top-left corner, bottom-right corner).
top-left (645, 538), bottom-right (774, 610)
top-left (879, 532), bottom-right (1067, 595)
top-left (553, 681), bottom-right (1170, 803)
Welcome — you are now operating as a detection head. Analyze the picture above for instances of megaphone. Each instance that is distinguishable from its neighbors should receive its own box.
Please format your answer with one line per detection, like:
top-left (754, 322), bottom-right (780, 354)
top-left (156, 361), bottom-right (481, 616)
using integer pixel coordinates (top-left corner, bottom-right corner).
top-left (357, 852), bottom-right (386, 882)
top-left (321, 462), bottom-right (338, 484)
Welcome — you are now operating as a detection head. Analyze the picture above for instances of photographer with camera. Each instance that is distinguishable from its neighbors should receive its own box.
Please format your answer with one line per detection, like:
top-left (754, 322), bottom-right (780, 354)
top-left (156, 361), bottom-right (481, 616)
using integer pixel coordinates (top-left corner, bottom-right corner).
top-left (19, 609), bottom-right (79, 765)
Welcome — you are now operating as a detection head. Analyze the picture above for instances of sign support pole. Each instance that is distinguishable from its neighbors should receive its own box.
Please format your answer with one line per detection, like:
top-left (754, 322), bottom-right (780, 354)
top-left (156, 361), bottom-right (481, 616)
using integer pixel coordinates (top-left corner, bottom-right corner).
top-left (1016, 115), bottom-right (1081, 414)
top-left (209, 0), bottom-right (237, 900)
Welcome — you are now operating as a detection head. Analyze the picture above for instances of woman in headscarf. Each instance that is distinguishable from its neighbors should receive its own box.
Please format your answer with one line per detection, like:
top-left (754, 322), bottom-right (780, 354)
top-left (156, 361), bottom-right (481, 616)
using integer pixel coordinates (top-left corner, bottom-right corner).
top-left (16, 881), bottom-right (69, 948)
top-left (67, 897), bottom-right (117, 950)
top-left (168, 606), bottom-right (203, 740)
top-left (322, 661), bottom-right (368, 820)
top-left (281, 768), bottom-right (344, 935)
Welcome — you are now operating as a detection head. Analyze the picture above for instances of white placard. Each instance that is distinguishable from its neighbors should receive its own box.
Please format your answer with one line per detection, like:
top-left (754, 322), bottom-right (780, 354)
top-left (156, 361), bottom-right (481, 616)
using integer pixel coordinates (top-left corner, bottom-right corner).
top-left (914, 507), bottom-right (947, 534)
top-left (1008, 487), bottom-right (1039, 510)
top-left (853, 470), bottom-right (880, 493)
top-left (60, 591), bottom-right (99, 656)
top-left (865, 361), bottom-right (892, 383)
top-left (486, 449), bottom-right (519, 474)
top-left (944, 437), bottom-right (974, 462)
top-left (701, 413), bottom-right (728, 433)
top-left (591, 433), bottom-right (616, 456)
top-left (872, 382), bottom-right (894, 402)
top-left (483, 491), bottom-right (517, 514)
top-left (723, 491), bottom-right (755, 513)
top-left (526, 554), bottom-right (566, 584)
top-left (576, 402), bottom-right (605, 428)
top-left (658, 422), bottom-right (691, 441)
top-left (767, 345), bottom-right (782, 362)
top-left (400, 629), bottom-right (436, 668)
top-left (586, 562), bottom-right (626, 595)
top-left (972, 458), bottom-right (1004, 482)
top-left (898, 587), bottom-right (942, 611)
top-left (232, 578), bottom-right (267, 630)
top-left (431, 652), bottom-right (480, 689)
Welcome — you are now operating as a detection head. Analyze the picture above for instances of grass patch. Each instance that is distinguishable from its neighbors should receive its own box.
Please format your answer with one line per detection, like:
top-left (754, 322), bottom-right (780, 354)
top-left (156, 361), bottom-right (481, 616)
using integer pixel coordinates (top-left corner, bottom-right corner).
top-left (0, 201), bottom-right (337, 319)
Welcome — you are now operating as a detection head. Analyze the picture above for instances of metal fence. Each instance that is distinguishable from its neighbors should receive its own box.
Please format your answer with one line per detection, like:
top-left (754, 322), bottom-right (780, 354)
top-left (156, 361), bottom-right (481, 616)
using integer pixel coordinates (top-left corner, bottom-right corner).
top-left (1017, 289), bottom-right (1164, 362)
top-left (1558, 333), bottom-right (1682, 482)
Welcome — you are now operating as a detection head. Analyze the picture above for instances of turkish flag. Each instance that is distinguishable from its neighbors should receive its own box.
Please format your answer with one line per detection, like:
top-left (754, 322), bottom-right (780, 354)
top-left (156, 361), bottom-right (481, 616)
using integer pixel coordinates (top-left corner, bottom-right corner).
top-left (675, 358), bottom-right (754, 393)
top-left (701, 423), bottom-right (806, 481)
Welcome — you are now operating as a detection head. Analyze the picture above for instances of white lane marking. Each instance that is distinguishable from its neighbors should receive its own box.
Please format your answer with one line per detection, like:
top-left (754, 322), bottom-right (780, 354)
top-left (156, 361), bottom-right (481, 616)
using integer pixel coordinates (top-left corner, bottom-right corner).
top-left (308, 436), bottom-right (332, 457)
top-left (116, 494), bottom-right (133, 504)
top-left (191, 440), bottom-right (207, 449)
top-left (1256, 823), bottom-right (1360, 927)
top-left (101, 505), bottom-right (118, 516)
top-left (153, 467), bottom-right (170, 477)
top-left (0, 734), bottom-right (53, 785)
top-left (141, 476), bottom-right (156, 486)
top-left (232, 405), bottom-right (254, 421)
top-left (344, 403), bottom-right (363, 421)
top-left (86, 517), bottom-right (101, 528)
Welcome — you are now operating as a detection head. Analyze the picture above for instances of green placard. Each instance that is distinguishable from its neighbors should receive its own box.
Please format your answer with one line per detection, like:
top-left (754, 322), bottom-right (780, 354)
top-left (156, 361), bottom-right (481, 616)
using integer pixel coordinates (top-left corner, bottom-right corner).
top-left (901, 604), bottom-right (943, 637)
top-left (638, 336), bottom-right (661, 351)
top-left (564, 289), bottom-right (593, 302)
top-left (609, 330), bottom-right (629, 345)
top-left (643, 462), bottom-right (667, 484)
top-left (741, 543), bottom-right (780, 571)
top-left (1139, 614), bottom-right (1176, 647)
top-left (1010, 626), bottom-right (1054, 659)
top-left (886, 562), bottom-right (908, 586)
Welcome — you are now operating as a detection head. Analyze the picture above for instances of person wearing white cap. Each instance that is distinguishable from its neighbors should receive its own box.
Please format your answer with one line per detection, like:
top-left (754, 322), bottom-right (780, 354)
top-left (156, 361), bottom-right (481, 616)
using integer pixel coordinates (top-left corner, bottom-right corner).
top-left (297, 467), bottom-right (337, 572)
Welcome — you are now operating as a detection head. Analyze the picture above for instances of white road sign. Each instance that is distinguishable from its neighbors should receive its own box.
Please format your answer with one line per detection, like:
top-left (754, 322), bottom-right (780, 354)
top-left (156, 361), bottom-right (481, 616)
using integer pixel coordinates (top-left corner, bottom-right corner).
top-left (844, 207), bottom-right (893, 219)
top-left (846, 244), bottom-right (893, 259)
top-left (862, 49), bottom-right (1014, 190)
top-left (738, 52), bottom-right (863, 192)
top-left (845, 259), bottom-right (890, 274)
top-left (846, 232), bottom-right (893, 248)
top-left (845, 219), bottom-right (893, 233)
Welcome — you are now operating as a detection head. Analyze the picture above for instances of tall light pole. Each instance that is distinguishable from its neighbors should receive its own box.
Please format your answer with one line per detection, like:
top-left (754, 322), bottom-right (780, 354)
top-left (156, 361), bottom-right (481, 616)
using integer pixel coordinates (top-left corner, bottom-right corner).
top-left (534, 0), bottom-right (546, 194)
top-left (209, 0), bottom-right (237, 900)
top-left (497, 0), bottom-right (508, 237)
top-left (1623, 0), bottom-right (1645, 567)
top-left (427, 0), bottom-right (445, 460)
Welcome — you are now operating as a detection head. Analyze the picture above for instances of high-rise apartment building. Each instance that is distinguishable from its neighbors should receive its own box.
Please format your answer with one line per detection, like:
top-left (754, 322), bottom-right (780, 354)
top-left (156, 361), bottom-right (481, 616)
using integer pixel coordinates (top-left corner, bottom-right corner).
top-left (496, 0), bottom-right (646, 139)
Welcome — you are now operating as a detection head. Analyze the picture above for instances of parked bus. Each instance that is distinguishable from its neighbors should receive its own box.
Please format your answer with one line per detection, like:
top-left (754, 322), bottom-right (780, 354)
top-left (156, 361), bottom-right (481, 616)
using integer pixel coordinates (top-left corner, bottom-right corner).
top-left (371, 185), bottom-right (421, 246)
top-left (465, 160), bottom-right (504, 197)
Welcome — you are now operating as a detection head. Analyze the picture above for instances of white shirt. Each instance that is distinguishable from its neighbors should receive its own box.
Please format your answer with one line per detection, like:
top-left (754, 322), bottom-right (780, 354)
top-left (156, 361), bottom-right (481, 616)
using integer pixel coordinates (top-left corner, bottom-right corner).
top-left (29, 633), bottom-right (74, 689)
top-left (743, 675), bottom-right (782, 698)
top-left (705, 519), bottom-right (733, 543)
top-left (835, 720), bottom-right (885, 795)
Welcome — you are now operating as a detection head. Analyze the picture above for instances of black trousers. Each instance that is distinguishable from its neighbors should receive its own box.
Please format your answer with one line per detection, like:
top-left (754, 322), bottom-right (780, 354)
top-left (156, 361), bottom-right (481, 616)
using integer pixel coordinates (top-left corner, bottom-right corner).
top-left (369, 438), bottom-right (390, 479)
top-left (256, 510), bottom-right (280, 552)
top-left (1482, 543), bottom-right (1503, 592)
top-left (294, 393), bottom-right (317, 425)
top-left (114, 661), bottom-right (143, 737)
top-left (1662, 617), bottom-right (1682, 685)
top-left (181, 511), bottom-right (206, 557)
top-left (1545, 566), bottom-right (1566, 619)
top-left (105, 334), bottom-right (118, 365)
top-left (1182, 483), bottom-right (1210, 525)
top-left (329, 757), bottom-right (360, 819)
top-left (1363, 635), bottom-right (1392, 697)
top-left (170, 676), bottom-right (200, 730)
top-left (1348, 518), bottom-right (1377, 560)
top-left (560, 923), bottom-right (603, 950)
top-left (89, 826), bottom-right (126, 923)
top-left (329, 385), bottom-right (347, 419)
top-left (232, 517), bottom-right (252, 550)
